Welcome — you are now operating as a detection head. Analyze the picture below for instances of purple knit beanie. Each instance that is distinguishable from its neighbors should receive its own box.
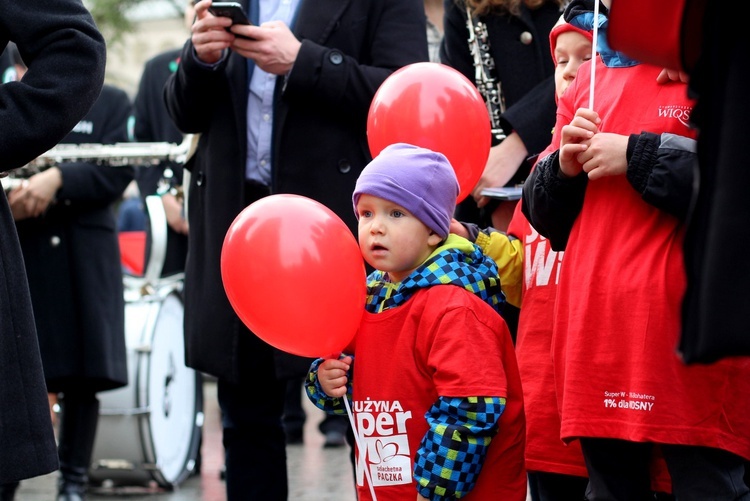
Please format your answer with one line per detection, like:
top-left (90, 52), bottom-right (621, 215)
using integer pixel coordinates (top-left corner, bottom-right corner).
top-left (352, 143), bottom-right (458, 238)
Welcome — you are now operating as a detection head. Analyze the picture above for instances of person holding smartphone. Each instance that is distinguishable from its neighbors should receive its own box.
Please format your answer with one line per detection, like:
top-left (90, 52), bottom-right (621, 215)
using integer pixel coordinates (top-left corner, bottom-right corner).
top-left (207, 2), bottom-right (252, 27)
top-left (164, 1), bottom-right (428, 499)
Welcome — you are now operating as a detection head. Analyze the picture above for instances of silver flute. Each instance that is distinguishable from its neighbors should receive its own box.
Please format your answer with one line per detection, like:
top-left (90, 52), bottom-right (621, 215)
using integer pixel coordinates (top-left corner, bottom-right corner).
top-left (1, 134), bottom-right (196, 193)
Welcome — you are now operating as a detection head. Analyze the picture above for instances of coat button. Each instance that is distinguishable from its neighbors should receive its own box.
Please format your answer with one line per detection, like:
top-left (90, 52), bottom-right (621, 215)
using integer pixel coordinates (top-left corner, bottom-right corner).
top-left (338, 159), bottom-right (351, 174)
top-left (520, 31), bottom-right (533, 45)
top-left (329, 51), bottom-right (343, 65)
top-left (50, 236), bottom-right (61, 247)
top-left (196, 171), bottom-right (205, 186)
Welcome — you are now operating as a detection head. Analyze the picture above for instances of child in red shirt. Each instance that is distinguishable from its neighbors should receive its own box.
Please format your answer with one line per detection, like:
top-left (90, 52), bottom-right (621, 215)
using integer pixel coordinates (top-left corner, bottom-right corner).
top-left (522, 0), bottom-right (750, 498)
top-left (453, 16), bottom-right (594, 500)
top-left (306, 143), bottom-right (526, 500)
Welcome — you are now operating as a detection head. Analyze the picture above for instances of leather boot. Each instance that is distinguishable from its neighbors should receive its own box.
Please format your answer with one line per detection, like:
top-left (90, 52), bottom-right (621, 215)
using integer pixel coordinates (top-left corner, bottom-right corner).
top-left (56, 392), bottom-right (100, 501)
top-left (0, 482), bottom-right (19, 501)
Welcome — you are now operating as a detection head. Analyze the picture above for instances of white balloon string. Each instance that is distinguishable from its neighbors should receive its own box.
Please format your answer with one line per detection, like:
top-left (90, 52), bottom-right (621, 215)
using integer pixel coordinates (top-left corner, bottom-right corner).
top-left (589, 0), bottom-right (600, 110)
top-left (343, 396), bottom-right (378, 501)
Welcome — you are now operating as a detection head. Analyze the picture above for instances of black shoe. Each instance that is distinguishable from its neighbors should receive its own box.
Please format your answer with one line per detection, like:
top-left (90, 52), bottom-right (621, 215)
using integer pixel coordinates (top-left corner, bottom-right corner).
top-left (0, 482), bottom-right (19, 501)
top-left (323, 430), bottom-right (346, 448)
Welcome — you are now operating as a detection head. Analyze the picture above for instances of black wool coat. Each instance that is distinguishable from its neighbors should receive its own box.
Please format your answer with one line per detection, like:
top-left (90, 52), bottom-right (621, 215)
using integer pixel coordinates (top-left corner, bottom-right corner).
top-left (165, 0), bottom-right (429, 383)
top-left (132, 48), bottom-right (189, 276)
top-left (133, 48), bottom-right (185, 197)
top-left (0, 0), bottom-right (106, 483)
top-left (16, 85), bottom-right (134, 394)
top-left (680, 6), bottom-right (750, 362)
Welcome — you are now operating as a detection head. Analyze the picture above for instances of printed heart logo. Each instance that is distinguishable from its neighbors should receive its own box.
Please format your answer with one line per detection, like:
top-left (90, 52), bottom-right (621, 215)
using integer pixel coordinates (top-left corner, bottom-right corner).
top-left (375, 439), bottom-right (398, 463)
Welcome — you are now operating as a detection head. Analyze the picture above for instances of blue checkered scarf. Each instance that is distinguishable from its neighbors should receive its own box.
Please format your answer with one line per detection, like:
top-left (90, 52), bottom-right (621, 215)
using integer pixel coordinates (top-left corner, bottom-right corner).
top-left (364, 235), bottom-right (505, 314)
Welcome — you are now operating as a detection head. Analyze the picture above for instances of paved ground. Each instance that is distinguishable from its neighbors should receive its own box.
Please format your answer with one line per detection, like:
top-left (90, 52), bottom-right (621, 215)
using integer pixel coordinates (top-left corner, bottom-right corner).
top-left (15, 380), bottom-right (357, 501)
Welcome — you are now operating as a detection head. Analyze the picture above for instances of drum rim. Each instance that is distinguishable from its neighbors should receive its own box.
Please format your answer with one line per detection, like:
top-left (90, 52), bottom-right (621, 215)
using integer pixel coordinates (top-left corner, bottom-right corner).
top-left (137, 290), bottom-right (204, 489)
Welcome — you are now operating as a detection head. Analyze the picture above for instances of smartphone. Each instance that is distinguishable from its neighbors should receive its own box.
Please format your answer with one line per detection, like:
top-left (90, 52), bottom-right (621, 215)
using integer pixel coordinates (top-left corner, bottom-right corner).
top-left (208, 2), bottom-right (251, 26)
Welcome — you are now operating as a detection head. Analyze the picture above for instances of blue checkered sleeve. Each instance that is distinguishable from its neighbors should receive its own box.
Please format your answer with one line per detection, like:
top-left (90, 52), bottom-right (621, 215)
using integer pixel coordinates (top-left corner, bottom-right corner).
top-left (304, 356), bottom-right (353, 416)
top-left (414, 396), bottom-right (506, 500)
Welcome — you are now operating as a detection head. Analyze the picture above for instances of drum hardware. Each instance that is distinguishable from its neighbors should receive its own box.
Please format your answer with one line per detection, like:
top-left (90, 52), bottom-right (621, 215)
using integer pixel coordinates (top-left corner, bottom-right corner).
top-left (138, 283), bottom-right (156, 298)
top-left (124, 275), bottom-right (183, 301)
top-left (156, 167), bottom-right (185, 202)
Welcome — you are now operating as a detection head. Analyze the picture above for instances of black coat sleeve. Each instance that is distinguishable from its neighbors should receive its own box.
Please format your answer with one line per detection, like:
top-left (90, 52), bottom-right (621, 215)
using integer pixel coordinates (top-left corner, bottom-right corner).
top-left (521, 150), bottom-right (588, 251)
top-left (625, 131), bottom-right (696, 220)
top-left (0, 0), bottom-right (106, 170)
top-left (523, 132), bottom-right (697, 251)
top-left (164, 40), bottom-right (229, 135)
top-left (501, 77), bottom-right (557, 156)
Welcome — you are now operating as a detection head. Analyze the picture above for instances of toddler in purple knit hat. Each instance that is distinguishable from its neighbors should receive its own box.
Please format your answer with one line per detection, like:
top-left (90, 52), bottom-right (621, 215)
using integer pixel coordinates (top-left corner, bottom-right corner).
top-left (352, 142), bottom-right (459, 279)
top-left (305, 143), bottom-right (526, 500)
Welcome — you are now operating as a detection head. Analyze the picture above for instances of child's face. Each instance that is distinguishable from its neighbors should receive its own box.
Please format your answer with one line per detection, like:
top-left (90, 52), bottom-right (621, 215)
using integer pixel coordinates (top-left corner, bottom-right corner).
top-left (553, 31), bottom-right (592, 99)
top-left (356, 193), bottom-right (443, 283)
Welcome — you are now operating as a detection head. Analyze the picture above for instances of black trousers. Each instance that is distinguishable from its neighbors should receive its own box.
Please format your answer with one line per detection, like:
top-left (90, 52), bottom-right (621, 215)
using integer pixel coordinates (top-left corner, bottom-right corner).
top-left (218, 324), bottom-right (288, 501)
top-left (580, 438), bottom-right (750, 501)
top-left (528, 470), bottom-right (588, 501)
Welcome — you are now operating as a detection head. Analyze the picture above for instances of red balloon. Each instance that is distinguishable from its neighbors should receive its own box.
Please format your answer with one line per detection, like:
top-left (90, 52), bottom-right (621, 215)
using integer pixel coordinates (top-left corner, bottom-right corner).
top-left (367, 62), bottom-right (491, 203)
top-left (221, 195), bottom-right (366, 358)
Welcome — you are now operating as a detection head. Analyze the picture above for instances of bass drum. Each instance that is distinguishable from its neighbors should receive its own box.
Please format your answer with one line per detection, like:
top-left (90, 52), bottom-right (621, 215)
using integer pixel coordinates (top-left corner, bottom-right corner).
top-left (89, 287), bottom-right (203, 489)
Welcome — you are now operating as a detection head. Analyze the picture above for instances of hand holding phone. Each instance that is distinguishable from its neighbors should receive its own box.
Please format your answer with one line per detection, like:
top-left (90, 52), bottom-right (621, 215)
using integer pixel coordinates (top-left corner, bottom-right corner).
top-left (208, 1), bottom-right (257, 40)
top-left (207, 2), bottom-right (251, 25)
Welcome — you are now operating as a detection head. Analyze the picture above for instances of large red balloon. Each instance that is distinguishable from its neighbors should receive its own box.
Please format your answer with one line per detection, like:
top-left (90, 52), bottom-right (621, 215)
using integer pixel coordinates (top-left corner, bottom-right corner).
top-left (221, 195), bottom-right (366, 358)
top-left (367, 62), bottom-right (491, 203)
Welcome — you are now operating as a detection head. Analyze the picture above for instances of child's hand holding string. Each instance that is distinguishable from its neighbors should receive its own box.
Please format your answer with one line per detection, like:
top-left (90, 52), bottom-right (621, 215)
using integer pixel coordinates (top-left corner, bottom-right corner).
top-left (578, 130), bottom-right (629, 181)
top-left (559, 107), bottom-right (600, 178)
top-left (317, 355), bottom-right (352, 398)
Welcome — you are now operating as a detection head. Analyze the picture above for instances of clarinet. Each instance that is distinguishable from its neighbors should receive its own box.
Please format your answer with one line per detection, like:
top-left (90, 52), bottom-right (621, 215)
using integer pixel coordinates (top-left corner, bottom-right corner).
top-left (466, 6), bottom-right (507, 143)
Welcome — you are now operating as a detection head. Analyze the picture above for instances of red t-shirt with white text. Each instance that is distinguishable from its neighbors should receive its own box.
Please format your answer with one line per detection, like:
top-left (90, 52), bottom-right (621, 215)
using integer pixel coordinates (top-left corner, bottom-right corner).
top-left (351, 285), bottom-right (526, 500)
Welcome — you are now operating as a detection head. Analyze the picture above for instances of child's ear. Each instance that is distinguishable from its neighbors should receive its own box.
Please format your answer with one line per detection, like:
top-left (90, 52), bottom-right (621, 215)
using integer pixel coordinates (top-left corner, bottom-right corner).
top-left (427, 232), bottom-right (443, 247)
